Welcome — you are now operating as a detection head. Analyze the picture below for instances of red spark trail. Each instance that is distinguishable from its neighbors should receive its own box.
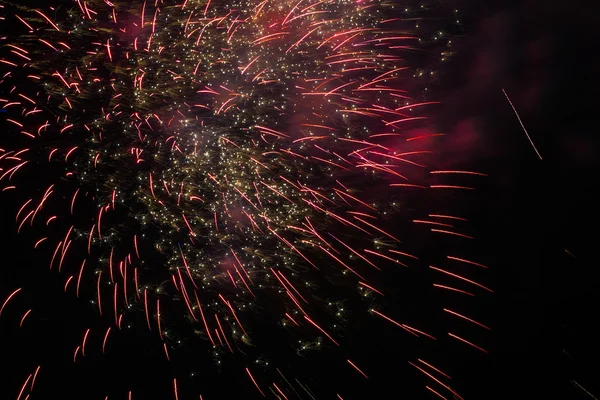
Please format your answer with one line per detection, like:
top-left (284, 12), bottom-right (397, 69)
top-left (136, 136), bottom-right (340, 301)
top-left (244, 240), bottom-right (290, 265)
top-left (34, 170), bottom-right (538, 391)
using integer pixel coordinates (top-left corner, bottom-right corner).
top-left (347, 359), bottom-right (369, 379)
top-left (246, 367), bottom-right (266, 397)
top-left (0, 288), bottom-right (22, 316)
top-left (447, 256), bottom-right (488, 269)
top-left (444, 308), bottom-right (491, 330)
top-left (20, 309), bottom-right (32, 327)
top-left (429, 266), bottom-right (493, 292)
top-left (502, 88), bottom-right (542, 160)
top-left (304, 315), bottom-right (339, 346)
top-left (418, 359), bottom-right (451, 379)
top-left (448, 332), bottom-right (488, 353)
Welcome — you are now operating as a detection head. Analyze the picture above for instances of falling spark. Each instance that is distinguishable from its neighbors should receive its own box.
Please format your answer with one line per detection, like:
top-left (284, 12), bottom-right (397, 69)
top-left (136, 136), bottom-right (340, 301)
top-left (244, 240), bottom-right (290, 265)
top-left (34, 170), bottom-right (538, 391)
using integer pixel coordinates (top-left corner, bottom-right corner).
top-left (502, 88), bottom-right (542, 160)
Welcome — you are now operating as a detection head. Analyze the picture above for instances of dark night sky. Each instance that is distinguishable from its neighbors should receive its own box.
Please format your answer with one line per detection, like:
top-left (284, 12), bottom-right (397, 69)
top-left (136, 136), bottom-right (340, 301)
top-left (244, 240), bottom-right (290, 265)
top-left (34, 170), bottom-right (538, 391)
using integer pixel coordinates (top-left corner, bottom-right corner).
top-left (1, 1), bottom-right (599, 399)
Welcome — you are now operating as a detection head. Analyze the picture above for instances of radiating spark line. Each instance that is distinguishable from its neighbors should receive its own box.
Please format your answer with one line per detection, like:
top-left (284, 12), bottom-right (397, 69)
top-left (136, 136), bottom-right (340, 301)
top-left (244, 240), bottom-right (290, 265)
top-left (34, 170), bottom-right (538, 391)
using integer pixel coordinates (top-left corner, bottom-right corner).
top-left (448, 332), bottom-right (488, 353)
top-left (430, 266), bottom-right (493, 292)
top-left (347, 359), bottom-right (369, 379)
top-left (246, 367), bottom-right (266, 397)
top-left (502, 89), bottom-right (542, 160)
top-left (418, 359), bottom-right (451, 379)
top-left (444, 308), bottom-right (491, 330)
top-left (447, 256), bottom-right (488, 269)
top-left (0, 288), bottom-right (22, 316)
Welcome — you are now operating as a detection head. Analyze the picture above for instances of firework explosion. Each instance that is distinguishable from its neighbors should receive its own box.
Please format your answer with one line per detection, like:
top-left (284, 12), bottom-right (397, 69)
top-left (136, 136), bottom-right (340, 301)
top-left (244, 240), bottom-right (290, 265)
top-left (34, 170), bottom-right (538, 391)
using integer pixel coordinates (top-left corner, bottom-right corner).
top-left (0, 0), bottom-right (490, 398)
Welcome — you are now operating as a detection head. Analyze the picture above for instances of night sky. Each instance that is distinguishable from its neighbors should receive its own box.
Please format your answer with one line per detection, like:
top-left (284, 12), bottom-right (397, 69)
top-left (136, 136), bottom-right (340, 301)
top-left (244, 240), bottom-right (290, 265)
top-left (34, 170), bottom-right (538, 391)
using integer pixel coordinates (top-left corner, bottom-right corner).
top-left (1, 1), bottom-right (599, 399)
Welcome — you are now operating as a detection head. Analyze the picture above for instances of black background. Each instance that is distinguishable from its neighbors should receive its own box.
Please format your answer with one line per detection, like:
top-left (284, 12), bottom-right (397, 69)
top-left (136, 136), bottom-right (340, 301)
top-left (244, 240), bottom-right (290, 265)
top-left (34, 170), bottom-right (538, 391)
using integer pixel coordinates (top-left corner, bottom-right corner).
top-left (1, 0), bottom-right (600, 399)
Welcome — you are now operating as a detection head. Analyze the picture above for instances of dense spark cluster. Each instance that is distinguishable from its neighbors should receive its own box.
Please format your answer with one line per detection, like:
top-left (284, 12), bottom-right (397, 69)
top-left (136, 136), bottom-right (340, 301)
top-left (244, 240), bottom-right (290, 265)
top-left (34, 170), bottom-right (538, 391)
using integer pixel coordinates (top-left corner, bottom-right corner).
top-left (0, 0), bottom-right (490, 398)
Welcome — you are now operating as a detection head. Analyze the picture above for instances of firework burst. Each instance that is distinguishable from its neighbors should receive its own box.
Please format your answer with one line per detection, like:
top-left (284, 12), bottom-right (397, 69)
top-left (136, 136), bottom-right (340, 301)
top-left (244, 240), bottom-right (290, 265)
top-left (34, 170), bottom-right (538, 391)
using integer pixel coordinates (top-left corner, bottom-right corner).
top-left (0, 0), bottom-right (490, 398)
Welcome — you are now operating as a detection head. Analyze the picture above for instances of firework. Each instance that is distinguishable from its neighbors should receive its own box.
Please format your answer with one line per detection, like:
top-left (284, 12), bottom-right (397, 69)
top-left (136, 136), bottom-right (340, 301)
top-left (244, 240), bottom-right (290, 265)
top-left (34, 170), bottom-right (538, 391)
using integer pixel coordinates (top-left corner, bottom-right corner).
top-left (0, 0), bottom-right (489, 398)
